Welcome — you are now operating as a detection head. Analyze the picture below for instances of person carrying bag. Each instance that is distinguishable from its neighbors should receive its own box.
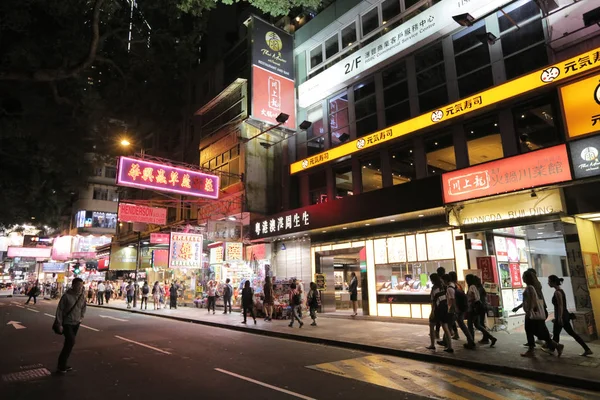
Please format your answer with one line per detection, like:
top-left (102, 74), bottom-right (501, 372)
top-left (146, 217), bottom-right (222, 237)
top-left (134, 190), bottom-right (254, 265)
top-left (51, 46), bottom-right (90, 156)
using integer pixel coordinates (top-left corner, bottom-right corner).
top-left (53, 278), bottom-right (86, 374)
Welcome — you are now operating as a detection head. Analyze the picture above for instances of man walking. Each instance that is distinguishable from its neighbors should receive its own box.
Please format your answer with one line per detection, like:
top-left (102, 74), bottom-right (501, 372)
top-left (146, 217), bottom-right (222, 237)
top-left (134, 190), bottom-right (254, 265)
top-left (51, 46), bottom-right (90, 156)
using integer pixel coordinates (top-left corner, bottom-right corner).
top-left (55, 278), bottom-right (86, 374)
top-left (96, 281), bottom-right (105, 305)
top-left (126, 281), bottom-right (135, 309)
top-left (222, 278), bottom-right (233, 314)
top-left (25, 280), bottom-right (40, 305)
top-left (105, 281), bottom-right (113, 304)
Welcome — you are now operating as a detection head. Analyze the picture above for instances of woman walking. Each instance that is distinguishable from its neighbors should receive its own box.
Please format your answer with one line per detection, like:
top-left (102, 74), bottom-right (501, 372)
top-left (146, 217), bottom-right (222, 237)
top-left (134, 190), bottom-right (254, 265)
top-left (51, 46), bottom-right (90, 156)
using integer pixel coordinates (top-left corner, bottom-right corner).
top-left (349, 272), bottom-right (358, 316)
top-left (241, 280), bottom-right (256, 324)
top-left (288, 283), bottom-right (304, 328)
top-left (548, 275), bottom-right (592, 356)
top-left (207, 281), bottom-right (217, 315)
top-left (152, 281), bottom-right (161, 310)
top-left (521, 270), bottom-right (563, 357)
top-left (307, 282), bottom-right (320, 326)
top-left (426, 273), bottom-right (453, 353)
top-left (466, 274), bottom-right (497, 348)
top-left (169, 281), bottom-right (178, 309)
top-left (263, 277), bottom-right (274, 321)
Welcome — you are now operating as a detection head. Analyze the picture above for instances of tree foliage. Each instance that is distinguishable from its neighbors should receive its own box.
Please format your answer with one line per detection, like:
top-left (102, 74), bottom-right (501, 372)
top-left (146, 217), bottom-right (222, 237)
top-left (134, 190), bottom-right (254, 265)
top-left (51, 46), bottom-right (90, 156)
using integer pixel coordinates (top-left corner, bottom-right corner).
top-left (0, 0), bottom-right (319, 229)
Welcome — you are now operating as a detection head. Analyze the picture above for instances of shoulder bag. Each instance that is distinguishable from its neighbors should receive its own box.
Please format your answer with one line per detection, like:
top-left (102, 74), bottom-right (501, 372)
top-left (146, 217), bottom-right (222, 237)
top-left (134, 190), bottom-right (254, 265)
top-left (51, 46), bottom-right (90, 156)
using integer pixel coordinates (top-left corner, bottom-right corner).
top-left (52, 293), bottom-right (83, 335)
top-left (527, 287), bottom-right (546, 321)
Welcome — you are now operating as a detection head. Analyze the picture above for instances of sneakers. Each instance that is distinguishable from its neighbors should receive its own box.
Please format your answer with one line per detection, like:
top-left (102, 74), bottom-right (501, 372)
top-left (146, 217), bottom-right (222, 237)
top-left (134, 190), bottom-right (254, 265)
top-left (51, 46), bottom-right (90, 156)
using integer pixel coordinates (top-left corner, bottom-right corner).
top-left (582, 349), bottom-right (594, 357)
top-left (443, 348), bottom-right (454, 354)
top-left (299, 322), bottom-right (304, 328)
top-left (463, 343), bottom-right (476, 350)
top-left (437, 340), bottom-right (447, 346)
top-left (478, 339), bottom-right (490, 345)
top-left (490, 338), bottom-right (497, 348)
top-left (521, 350), bottom-right (535, 358)
top-left (426, 346), bottom-right (436, 350)
top-left (557, 344), bottom-right (565, 357)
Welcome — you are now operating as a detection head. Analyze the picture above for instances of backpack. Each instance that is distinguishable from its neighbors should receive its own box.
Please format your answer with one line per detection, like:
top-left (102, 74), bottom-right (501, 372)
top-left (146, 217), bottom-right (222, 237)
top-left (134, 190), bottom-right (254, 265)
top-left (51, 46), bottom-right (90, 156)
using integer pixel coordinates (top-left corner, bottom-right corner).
top-left (454, 287), bottom-right (468, 313)
top-left (223, 284), bottom-right (232, 297)
top-left (292, 291), bottom-right (301, 306)
top-left (142, 285), bottom-right (149, 295)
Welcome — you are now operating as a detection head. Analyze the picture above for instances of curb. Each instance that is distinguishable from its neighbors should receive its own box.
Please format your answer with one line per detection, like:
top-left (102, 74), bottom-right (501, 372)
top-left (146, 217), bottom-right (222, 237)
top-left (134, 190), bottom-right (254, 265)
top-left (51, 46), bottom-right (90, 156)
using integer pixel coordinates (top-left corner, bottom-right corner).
top-left (89, 304), bottom-right (600, 391)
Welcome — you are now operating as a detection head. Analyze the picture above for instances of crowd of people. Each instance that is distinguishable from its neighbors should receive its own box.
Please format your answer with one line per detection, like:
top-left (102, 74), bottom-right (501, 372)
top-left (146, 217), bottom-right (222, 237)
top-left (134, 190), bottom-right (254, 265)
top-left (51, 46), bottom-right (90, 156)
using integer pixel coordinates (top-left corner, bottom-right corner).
top-left (84, 279), bottom-right (184, 310)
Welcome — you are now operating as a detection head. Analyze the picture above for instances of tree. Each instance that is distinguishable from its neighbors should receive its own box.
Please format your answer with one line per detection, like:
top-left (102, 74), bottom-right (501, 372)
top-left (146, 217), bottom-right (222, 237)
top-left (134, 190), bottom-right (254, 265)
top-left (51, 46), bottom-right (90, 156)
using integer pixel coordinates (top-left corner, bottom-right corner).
top-left (0, 0), bottom-right (320, 229)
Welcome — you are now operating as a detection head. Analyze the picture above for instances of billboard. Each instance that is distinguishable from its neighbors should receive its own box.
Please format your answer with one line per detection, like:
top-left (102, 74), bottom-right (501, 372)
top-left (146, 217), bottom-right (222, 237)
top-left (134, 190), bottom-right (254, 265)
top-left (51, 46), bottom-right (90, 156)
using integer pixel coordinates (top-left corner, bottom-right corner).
top-left (150, 233), bottom-right (170, 244)
top-left (42, 262), bottom-right (66, 273)
top-left (560, 72), bottom-right (600, 139)
top-left (52, 235), bottom-right (73, 261)
top-left (117, 156), bottom-right (219, 199)
top-left (118, 203), bottom-right (167, 225)
top-left (7, 246), bottom-right (51, 259)
top-left (152, 249), bottom-right (169, 268)
top-left (250, 16), bottom-right (295, 128)
top-left (168, 232), bottom-right (203, 268)
top-left (108, 244), bottom-right (137, 271)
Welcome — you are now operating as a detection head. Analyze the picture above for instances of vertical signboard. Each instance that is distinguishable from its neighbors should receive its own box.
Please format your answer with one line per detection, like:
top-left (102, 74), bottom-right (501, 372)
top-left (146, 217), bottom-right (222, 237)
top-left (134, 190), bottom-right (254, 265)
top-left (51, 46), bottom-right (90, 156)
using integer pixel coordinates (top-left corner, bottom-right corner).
top-left (168, 232), bottom-right (203, 268)
top-left (250, 16), bottom-right (296, 129)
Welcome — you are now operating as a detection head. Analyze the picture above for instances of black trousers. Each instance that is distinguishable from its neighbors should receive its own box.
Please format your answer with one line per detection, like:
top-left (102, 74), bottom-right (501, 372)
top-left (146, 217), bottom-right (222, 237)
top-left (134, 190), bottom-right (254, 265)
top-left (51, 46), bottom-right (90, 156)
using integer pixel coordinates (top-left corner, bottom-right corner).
top-left (25, 295), bottom-right (37, 304)
top-left (140, 297), bottom-right (148, 308)
top-left (58, 324), bottom-right (80, 370)
top-left (105, 291), bottom-right (111, 303)
top-left (207, 296), bottom-right (216, 312)
top-left (170, 295), bottom-right (177, 309)
top-left (97, 292), bottom-right (104, 305)
top-left (525, 317), bottom-right (555, 350)
top-left (243, 305), bottom-right (255, 322)
top-left (223, 295), bottom-right (232, 313)
top-left (553, 318), bottom-right (590, 351)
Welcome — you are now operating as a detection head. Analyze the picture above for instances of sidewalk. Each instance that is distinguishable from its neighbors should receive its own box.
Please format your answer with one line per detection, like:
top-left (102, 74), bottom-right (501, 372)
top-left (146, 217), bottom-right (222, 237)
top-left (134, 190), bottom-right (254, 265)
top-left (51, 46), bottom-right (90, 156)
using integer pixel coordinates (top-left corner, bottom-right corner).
top-left (90, 300), bottom-right (600, 390)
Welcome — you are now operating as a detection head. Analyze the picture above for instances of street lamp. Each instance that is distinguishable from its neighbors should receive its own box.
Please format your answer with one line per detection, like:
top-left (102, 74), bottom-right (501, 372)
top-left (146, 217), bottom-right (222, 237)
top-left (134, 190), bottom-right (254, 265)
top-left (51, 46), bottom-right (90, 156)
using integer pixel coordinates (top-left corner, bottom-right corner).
top-left (120, 139), bottom-right (131, 147)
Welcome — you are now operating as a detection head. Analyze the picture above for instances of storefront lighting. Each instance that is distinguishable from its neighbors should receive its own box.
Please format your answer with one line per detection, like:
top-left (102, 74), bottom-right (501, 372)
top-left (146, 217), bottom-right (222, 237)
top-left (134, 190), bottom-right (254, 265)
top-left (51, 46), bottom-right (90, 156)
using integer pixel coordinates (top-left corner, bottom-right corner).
top-left (390, 219), bottom-right (395, 222)
top-left (521, 114), bottom-right (526, 118)
top-left (142, 241), bottom-right (149, 245)
top-left (128, 245), bottom-right (134, 248)
top-left (494, 123), bottom-right (498, 126)
top-left (343, 227), bottom-right (348, 230)
top-left (418, 214), bottom-right (424, 218)
top-left (322, 231), bottom-right (327, 233)
top-left (452, 13), bottom-right (475, 27)
top-left (228, 216), bottom-right (237, 221)
top-left (365, 223), bottom-right (370, 226)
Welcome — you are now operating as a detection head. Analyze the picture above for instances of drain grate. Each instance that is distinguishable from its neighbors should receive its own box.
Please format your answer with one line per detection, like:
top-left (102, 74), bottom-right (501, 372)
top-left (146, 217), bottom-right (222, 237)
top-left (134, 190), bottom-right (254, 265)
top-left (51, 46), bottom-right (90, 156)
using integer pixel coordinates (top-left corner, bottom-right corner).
top-left (2, 368), bottom-right (51, 383)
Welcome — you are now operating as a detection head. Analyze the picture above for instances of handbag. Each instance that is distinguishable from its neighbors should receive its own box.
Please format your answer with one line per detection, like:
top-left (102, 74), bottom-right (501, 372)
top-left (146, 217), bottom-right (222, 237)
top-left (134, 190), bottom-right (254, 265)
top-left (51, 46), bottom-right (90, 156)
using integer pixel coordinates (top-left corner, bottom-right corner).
top-left (52, 292), bottom-right (83, 335)
top-left (527, 288), bottom-right (546, 321)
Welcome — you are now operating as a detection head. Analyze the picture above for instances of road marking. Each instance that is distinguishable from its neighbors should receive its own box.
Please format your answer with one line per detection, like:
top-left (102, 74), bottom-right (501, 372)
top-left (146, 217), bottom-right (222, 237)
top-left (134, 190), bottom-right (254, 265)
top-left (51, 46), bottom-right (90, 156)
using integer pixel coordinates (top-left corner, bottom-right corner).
top-left (114, 336), bottom-right (171, 355)
top-left (215, 368), bottom-right (316, 400)
top-left (15, 305), bottom-right (25, 309)
top-left (26, 308), bottom-right (39, 313)
top-left (81, 324), bottom-right (99, 332)
top-left (100, 315), bottom-right (128, 322)
top-left (7, 321), bottom-right (26, 329)
top-left (44, 313), bottom-right (54, 318)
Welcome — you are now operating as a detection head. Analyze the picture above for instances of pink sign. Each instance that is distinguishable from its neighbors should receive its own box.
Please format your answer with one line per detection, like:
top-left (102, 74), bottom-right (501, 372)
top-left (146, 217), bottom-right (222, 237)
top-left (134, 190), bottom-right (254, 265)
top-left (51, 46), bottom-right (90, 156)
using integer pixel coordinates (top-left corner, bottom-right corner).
top-left (150, 233), bottom-right (170, 244)
top-left (117, 156), bottom-right (219, 199)
top-left (152, 249), bottom-right (169, 268)
top-left (72, 252), bottom-right (96, 259)
top-left (118, 203), bottom-right (167, 225)
top-left (7, 246), bottom-right (52, 259)
top-left (510, 263), bottom-right (522, 288)
top-left (52, 236), bottom-right (73, 261)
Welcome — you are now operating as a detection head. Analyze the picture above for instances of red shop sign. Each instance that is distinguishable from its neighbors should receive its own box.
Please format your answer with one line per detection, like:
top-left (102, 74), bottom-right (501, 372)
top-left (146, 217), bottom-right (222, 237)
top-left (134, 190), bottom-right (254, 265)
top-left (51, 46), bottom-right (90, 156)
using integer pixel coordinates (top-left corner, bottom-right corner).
top-left (442, 144), bottom-right (572, 203)
top-left (510, 263), bottom-right (522, 288)
top-left (477, 256), bottom-right (498, 284)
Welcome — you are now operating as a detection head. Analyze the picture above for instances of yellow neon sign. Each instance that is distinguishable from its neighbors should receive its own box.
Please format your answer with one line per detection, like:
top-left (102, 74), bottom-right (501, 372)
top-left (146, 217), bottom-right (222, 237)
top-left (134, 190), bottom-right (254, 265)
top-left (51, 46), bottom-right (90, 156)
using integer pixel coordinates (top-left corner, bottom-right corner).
top-left (291, 47), bottom-right (600, 175)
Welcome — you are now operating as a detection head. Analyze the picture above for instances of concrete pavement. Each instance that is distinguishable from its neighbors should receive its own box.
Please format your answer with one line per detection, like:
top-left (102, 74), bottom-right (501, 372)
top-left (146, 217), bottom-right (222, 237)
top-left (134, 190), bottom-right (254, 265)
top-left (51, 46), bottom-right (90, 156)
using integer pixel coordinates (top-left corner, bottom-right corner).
top-left (87, 299), bottom-right (600, 391)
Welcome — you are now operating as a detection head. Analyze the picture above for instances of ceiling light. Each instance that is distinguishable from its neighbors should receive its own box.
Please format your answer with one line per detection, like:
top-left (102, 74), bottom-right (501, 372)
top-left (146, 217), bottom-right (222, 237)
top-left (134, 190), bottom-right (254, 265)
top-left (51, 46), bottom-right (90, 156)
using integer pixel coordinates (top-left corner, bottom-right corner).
top-left (390, 219), bottom-right (395, 222)
top-left (409, 150), bottom-right (413, 153)
top-left (393, 155), bottom-right (396, 158)
top-left (228, 216), bottom-right (236, 221)
top-left (418, 214), bottom-right (424, 218)
top-left (494, 123), bottom-right (498, 126)
top-left (365, 223), bottom-right (370, 226)
top-left (434, 142), bottom-right (438, 146)
top-left (322, 231), bottom-right (327, 233)
top-left (537, 232), bottom-right (543, 235)
top-left (295, 16), bottom-right (301, 22)
top-left (142, 241), bottom-right (149, 245)
top-left (382, 20), bottom-right (387, 25)
top-left (452, 13), bottom-right (475, 26)
top-left (343, 227), bottom-right (348, 230)
top-left (521, 114), bottom-right (526, 119)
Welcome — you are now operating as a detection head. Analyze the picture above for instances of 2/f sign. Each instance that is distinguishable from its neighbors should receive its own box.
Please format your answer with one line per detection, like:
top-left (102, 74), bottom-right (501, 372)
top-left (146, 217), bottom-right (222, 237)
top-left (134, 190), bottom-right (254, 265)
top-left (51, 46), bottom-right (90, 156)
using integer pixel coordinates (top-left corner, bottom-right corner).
top-left (344, 56), bottom-right (362, 75)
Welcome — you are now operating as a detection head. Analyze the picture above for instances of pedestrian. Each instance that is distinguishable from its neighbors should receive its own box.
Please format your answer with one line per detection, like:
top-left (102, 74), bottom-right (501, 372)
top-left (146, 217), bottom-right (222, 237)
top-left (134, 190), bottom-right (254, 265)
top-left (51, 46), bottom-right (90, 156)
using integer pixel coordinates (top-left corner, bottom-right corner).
top-left (96, 281), bottom-right (105, 305)
top-left (521, 270), bottom-right (563, 357)
top-left (547, 275), bottom-right (591, 356)
top-left (288, 282), bottom-right (304, 328)
top-left (169, 281), bottom-right (178, 309)
top-left (442, 274), bottom-right (475, 349)
top-left (207, 280), bottom-right (216, 314)
top-left (140, 281), bottom-right (150, 310)
top-left (54, 277), bottom-right (86, 374)
top-left (426, 273), bottom-right (453, 352)
top-left (105, 281), bottom-right (113, 304)
top-left (126, 281), bottom-right (135, 309)
top-left (262, 276), bottom-right (274, 321)
top-left (241, 280), bottom-right (256, 325)
top-left (307, 282), bottom-right (320, 326)
top-left (25, 280), bottom-right (40, 305)
top-left (87, 282), bottom-right (94, 303)
top-left (435, 267), bottom-right (447, 339)
top-left (348, 272), bottom-right (358, 316)
top-left (475, 276), bottom-right (489, 330)
top-left (152, 281), bottom-right (161, 310)
top-left (222, 278), bottom-right (233, 314)
top-left (120, 281), bottom-right (127, 299)
top-left (465, 274), bottom-right (497, 348)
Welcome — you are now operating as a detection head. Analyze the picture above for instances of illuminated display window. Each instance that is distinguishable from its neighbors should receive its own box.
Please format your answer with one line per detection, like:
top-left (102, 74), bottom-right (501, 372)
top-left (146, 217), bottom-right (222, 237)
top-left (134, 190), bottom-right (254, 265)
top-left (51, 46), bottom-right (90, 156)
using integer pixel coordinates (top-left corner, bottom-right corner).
top-left (75, 211), bottom-right (117, 229)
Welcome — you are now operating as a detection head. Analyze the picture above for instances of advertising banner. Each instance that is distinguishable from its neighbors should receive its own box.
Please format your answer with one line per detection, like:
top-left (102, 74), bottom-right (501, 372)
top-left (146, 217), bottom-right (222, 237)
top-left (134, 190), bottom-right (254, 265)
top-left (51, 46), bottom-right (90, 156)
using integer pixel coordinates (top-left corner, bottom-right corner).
top-left (150, 233), bottom-right (170, 244)
top-left (168, 232), bottom-right (203, 268)
top-left (117, 156), bottom-right (219, 199)
top-left (250, 16), bottom-right (295, 128)
top-left (225, 242), bottom-right (243, 261)
top-left (477, 256), bottom-right (498, 284)
top-left (442, 145), bottom-right (572, 204)
top-left (52, 236), bottom-right (73, 261)
top-left (118, 203), bottom-right (167, 225)
top-left (7, 246), bottom-right (51, 259)
top-left (206, 220), bottom-right (243, 242)
top-left (97, 258), bottom-right (109, 271)
top-left (510, 263), bottom-right (522, 288)
top-left (42, 262), bottom-right (66, 273)
top-left (152, 249), bottom-right (169, 268)
top-left (568, 134), bottom-right (600, 179)
top-left (108, 244), bottom-right (137, 271)
top-left (72, 252), bottom-right (97, 259)
top-left (560, 73), bottom-right (600, 139)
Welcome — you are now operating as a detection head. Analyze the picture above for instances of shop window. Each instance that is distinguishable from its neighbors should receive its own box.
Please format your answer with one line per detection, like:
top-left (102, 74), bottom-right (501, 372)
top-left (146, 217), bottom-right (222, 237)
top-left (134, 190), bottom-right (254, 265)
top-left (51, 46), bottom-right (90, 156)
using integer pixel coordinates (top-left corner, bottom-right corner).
top-left (425, 131), bottom-right (455, 175)
top-left (501, 19), bottom-right (545, 59)
top-left (465, 114), bottom-right (503, 166)
top-left (325, 34), bottom-right (339, 60)
top-left (310, 45), bottom-right (323, 69)
top-left (390, 143), bottom-right (415, 185)
top-left (362, 7), bottom-right (379, 37)
top-left (361, 154), bottom-right (382, 193)
top-left (404, 0), bottom-right (422, 9)
top-left (306, 104), bottom-right (326, 156)
top-left (382, 60), bottom-right (407, 87)
top-left (329, 92), bottom-right (350, 147)
top-left (309, 172), bottom-right (327, 204)
top-left (415, 42), bottom-right (443, 72)
top-left (104, 166), bottom-right (117, 179)
top-left (334, 164), bottom-right (354, 198)
top-left (382, 0), bottom-right (401, 24)
top-left (385, 101), bottom-right (411, 126)
top-left (455, 39), bottom-right (490, 77)
top-left (417, 64), bottom-right (446, 93)
top-left (513, 97), bottom-right (561, 153)
top-left (342, 23), bottom-right (357, 48)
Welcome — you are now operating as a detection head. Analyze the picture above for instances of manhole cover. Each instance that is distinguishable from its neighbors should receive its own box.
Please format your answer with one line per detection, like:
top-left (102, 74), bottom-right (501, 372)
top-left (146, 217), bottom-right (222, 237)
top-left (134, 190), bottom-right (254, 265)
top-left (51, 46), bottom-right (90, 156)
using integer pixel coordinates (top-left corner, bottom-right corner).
top-left (2, 368), bottom-right (51, 382)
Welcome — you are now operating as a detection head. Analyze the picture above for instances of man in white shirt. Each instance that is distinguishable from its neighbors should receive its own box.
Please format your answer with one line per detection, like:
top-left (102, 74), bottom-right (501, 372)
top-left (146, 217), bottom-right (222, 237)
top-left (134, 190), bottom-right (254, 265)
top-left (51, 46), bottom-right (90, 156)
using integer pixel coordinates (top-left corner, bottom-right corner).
top-left (97, 281), bottom-right (106, 305)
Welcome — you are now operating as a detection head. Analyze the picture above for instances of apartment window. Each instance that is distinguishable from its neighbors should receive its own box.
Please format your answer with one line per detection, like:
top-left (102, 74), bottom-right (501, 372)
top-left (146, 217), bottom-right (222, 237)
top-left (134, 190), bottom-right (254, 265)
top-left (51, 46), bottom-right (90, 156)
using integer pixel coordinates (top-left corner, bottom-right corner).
top-left (382, 0), bottom-right (401, 24)
top-left (94, 167), bottom-right (103, 177)
top-left (306, 104), bottom-right (326, 156)
top-left (416, 42), bottom-right (447, 112)
top-left (325, 35), bottom-right (339, 60)
top-left (361, 154), bottom-right (382, 193)
top-left (93, 187), bottom-right (108, 200)
top-left (310, 45), bottom-right (323, 69)
top-left (362, 7), bottom-right (379, 37)
top-left (342, 23), bottom-right (357, 48)
top-left (453, 22), bottom-right (493, 98)
top-left (309, 172), bottom-right (327, 205)
top-left (382, 60), bottom-right (410, 126)
top-left (104, 166), bottom-right (117, 179)
top-left (335, 164), bottom-right (354, 198)
top-left (425, 131), bottom-right (456, 175)
top-left (513, 97), bottom-right (561, 153)
top-left (354, 79), bottom-right (378, 138)
top-left (329, 92), bottom-right (350, 147)
top-left (390, 144), bottom-right (416, 185)
top-left (465, 115), bottom-right (503, 166)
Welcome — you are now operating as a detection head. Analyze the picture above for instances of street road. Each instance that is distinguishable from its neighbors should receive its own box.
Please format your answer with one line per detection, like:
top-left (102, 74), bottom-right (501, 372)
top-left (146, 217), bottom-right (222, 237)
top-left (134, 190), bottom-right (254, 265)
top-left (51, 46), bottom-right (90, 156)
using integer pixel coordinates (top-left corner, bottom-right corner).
top-left (0, 297), bottom-right (597, 400)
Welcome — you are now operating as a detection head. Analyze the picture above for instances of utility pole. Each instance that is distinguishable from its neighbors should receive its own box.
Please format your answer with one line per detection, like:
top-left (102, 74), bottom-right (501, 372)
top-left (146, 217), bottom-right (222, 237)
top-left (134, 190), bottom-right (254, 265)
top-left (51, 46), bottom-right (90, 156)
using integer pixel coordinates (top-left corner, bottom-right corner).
top-left (133, 231), bottom-right (141, 308)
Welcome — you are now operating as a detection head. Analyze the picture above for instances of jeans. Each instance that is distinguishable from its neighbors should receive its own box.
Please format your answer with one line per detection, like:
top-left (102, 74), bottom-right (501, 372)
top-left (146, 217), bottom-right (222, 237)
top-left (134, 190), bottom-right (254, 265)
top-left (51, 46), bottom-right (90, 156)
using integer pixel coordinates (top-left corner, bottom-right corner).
top-left (289, 305), bottom-right (302, 326)
top-left (243, 305), bottom-right (255, 322)
top-left (58, 324), bottom-right (80, 370)
top-left (207, 296), bottom-right (216, 312)
top-left (451, 312), bottom-right (474, 345)
top-left (468, 311), bottom-right (495, 342)
top-left (126, 295), bottom-right (133, 307)
top-left (140, 297), bottom-right (148, 309)
top-left (553, 318), bottom-right (590, 351)
top-left (97, 292), bottom-right (104, 305)
top-left (309, 307), bottom-right (318, 321)
top-left (223, 295), bottom-right (232, 313)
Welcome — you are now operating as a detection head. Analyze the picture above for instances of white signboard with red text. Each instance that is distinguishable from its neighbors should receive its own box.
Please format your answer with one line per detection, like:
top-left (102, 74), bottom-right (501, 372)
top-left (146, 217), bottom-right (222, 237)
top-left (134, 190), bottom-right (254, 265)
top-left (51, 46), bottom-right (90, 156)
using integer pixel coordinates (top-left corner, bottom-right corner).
top-left (118, 203), bottom-right (167, 225)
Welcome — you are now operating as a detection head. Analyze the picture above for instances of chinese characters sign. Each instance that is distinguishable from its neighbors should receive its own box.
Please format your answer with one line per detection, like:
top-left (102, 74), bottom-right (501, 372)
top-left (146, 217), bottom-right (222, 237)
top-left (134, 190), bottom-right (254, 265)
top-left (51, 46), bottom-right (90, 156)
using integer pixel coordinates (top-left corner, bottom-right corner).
top-left (561, 73), bottom-right (600, 139)
top-left (477, 256), bottom-right (498, 284)
top-left (291, 47), bottom-right (600, 175)
top-left (117, 156), bottom-right (219, 199)
top-left (442, 145), bottom-right (572, 204)
top-left (7, 246), bottom-right (51, 259)
top-left (225, 242), bottom-right (243, 261)
top-left (168, 232), bottom-right (203, 268)
top-left (118, 203), bottom-right (167, 225)
top-left (252, 210), bottom-right (311, 239)
top-left (206, 220), bottom-right (243, 242)
top-left (150, 233), bottom-right (170, 244)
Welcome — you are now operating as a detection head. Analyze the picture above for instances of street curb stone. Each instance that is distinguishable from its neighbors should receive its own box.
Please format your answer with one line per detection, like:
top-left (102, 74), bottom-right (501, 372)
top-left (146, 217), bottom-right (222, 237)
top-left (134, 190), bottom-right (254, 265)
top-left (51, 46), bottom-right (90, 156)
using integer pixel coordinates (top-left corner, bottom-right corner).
top-left (89, 304), bottom-right (600, 391)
